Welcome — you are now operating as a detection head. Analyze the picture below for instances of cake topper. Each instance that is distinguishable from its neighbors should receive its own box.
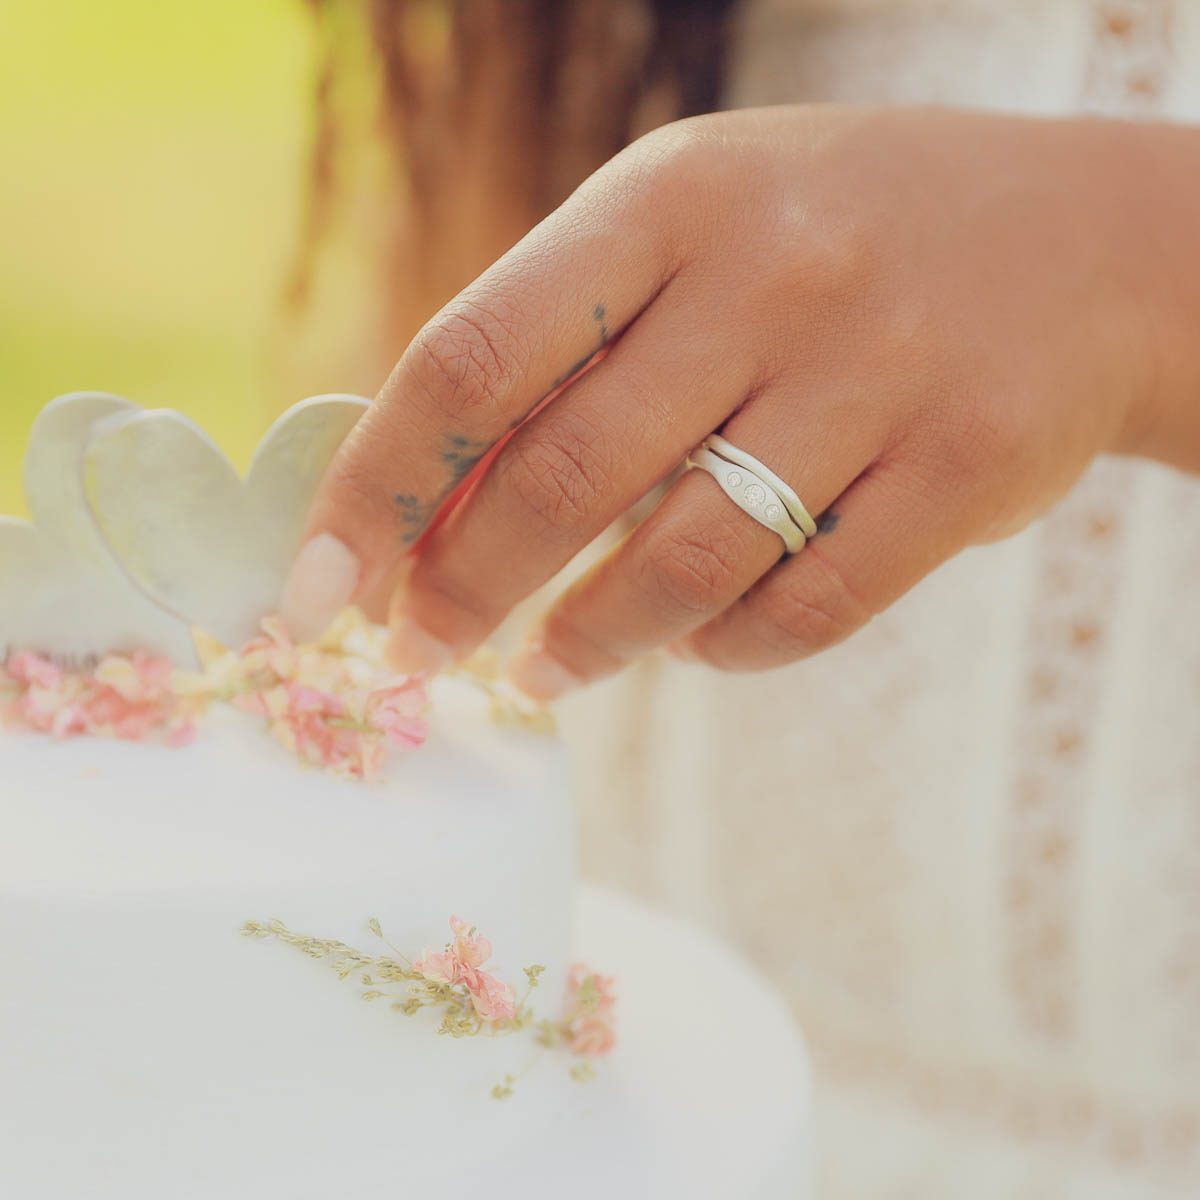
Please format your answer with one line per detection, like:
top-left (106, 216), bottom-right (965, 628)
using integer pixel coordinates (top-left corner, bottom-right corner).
top-left (0, 392), bottom-right (195, 663)
top-left (0, 392), bottom-right (366, 664)
top-left (84, 394), bottom-right (366, 650)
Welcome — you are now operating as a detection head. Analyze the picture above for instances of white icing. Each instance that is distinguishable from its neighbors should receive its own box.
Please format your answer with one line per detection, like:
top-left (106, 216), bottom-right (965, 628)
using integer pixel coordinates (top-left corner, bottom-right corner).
top-left (0, 676), bottom-right (578, 1193)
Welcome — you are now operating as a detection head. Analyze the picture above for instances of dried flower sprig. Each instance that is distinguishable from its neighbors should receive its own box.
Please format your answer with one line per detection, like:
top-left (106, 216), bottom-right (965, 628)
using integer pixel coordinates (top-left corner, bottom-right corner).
top-left (241, 914), bottom-right (537, 1039)
top-left (178, 609), bottom-right (429, 779)
top-left (0, 648), bottom-right (197, 745)
top-left (1, 609), bottom-right (552, 776)
top-left (542, 963), bottom-right (619, 1059)
top-left (242, 914), bottom-right (615, 1098)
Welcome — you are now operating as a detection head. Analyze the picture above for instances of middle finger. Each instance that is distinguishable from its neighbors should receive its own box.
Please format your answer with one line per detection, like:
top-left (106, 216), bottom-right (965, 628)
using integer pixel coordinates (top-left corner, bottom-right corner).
top-left (387, 291), bottom-right (755, 672)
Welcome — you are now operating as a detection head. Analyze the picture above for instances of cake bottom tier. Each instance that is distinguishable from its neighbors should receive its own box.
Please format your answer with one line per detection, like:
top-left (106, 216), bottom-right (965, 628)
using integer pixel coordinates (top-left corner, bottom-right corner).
top-left (0, 884), bottom-right (812, 1198)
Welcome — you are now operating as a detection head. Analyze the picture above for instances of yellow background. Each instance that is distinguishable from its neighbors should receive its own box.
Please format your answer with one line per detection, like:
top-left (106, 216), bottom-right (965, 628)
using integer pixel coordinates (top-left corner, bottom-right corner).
top-left (0, 0), bottom-right (312, 513)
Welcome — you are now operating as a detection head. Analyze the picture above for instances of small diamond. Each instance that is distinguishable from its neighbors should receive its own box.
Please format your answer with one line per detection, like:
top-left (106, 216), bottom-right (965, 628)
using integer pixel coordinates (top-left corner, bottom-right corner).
top-left (765, 503), bottom-right (783, 521)
top-left (726, 470), bottom-right (743, 488)
top-left (743, 483), bottom-right (766, 506)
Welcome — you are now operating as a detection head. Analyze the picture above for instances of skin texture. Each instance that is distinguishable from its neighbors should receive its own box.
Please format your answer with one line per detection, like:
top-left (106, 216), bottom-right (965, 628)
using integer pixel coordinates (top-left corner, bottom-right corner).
top-left (285, 105), bottom-right (1200, 697)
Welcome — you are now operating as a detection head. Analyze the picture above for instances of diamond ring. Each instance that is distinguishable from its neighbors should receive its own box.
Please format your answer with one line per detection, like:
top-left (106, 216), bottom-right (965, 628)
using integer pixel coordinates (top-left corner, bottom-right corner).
top-left (685, 434), bottom-right (815, 555)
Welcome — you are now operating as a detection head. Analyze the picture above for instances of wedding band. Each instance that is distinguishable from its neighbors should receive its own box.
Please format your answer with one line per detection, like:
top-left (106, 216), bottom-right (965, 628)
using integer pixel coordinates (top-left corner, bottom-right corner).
top-left (703, 433), bottom-right (818, 539)
top-left (686, 445), bottom-right (808, 555)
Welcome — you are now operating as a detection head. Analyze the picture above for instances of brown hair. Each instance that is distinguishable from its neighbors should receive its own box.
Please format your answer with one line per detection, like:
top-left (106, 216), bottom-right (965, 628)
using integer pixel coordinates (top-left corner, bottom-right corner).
top-left (285, 0), bottom-right (740, 372)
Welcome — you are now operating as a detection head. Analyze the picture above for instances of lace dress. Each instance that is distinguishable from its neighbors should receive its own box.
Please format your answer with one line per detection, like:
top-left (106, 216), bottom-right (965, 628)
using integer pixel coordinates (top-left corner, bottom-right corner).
top-left (559, 2), bottom-right (1200, 1196)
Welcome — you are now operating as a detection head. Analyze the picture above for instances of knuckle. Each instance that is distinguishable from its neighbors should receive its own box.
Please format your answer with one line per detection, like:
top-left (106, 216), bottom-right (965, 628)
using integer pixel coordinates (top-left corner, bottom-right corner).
top-left (603, 117), bottom-right (730, 237)
top-left (640, 523), bottom-right (743, 617)
top-left (746, 211), bottom-right (893, 380)
top-left (497, 416), bottom-right (614, 536)
top-left (324, 422), bottom-right (402, 526)
top-left (902, 383), bottom-right (1014, 495)
top-left (778, 204), bottom-right (885, 317)
top-left (405, 300), bottom-right (523, 425)
top-left (622, 118), bottom-right (715, 185)
top-left (759, 556), bottom-right (870, 657)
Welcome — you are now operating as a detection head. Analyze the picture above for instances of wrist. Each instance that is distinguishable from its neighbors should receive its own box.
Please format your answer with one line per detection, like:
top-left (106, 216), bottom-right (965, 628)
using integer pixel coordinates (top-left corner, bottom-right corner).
top-left (1100, 120), bottom-right (1200, 472)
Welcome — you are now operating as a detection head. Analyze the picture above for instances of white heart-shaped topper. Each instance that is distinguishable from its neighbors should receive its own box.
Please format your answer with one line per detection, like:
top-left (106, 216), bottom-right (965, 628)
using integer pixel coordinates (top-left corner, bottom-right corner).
top-left (83, 395), bottom-right (367, 650)
top-left (0, 393), bottom-right (197, 663)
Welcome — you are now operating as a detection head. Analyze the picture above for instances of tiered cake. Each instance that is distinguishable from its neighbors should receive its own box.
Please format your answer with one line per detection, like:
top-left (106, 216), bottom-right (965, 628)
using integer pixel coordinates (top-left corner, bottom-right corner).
top-left (0, 394), bottom-right (812, 1199)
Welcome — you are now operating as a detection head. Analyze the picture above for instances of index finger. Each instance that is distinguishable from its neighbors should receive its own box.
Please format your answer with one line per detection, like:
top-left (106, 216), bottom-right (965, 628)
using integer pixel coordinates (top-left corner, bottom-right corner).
top-left (281, 158), bottom-right (682, 642)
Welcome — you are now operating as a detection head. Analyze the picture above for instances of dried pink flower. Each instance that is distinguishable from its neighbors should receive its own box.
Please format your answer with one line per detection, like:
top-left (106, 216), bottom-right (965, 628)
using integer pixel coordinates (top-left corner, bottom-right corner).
top-left (413, 917), bottom-right (517, 1026)
top-left (1, 648), bottom-right (189, 745)
top-left (2, 610), bottom-right (430, 776)
top-left (6, 651), bottom-right (63, 689)
top-left (181, 610), bottom-right (430, 778)
top-left (365, 681), bottom-right (428, 749)
top-left (412, 950), bottom-right (459, 986)
top-left (568, 1015), bottom-right (616, 1058)
top-left (449, 914), bottom-right (494, 969)
top-left (562, 964), bottom-right (618, 1058)
top-left (466, 970), bottom-right (517, 1023)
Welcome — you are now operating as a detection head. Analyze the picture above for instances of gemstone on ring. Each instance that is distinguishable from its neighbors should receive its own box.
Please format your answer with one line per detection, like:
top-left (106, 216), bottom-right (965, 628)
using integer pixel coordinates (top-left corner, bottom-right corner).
top-left (684, 440), bottom-right (809, 555)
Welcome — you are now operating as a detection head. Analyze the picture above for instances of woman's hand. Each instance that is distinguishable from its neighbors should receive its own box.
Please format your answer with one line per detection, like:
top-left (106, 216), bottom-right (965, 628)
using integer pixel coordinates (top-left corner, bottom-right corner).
top-left (281, 106), bottom-right (1200, 697)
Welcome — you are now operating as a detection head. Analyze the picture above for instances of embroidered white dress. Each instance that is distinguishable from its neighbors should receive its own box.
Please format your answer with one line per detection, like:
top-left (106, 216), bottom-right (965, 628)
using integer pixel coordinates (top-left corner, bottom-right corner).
top-left (559, 3), bottom-right (1200, 1196)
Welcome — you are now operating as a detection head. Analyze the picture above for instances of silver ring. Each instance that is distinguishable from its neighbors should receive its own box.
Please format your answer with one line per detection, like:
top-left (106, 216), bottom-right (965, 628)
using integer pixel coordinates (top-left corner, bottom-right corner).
top-left (703, 434), bottom-right (818, 539)
top-left (686, 444), bottom-right (808, 555)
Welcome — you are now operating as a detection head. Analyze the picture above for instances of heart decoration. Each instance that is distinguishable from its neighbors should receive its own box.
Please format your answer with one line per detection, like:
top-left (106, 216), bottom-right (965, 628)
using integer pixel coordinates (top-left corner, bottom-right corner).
top-left (0, 392), bottom-right (366, 665)
top-left (0, 392), bottom-right (197, 663)
top-left (83, 394), bottom-right (367, 651)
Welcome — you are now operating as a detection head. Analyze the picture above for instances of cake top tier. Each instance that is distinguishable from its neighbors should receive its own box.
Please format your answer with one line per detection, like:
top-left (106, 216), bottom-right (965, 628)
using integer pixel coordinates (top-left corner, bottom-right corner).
top-left (2, 671), bottom-right (568, 890)
top-left (1, 393), bottom-right (551, 779)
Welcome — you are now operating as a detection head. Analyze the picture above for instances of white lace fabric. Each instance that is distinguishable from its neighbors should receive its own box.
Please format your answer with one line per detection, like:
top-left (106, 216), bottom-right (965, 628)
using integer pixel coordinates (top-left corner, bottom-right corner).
top-left (559, 2), bottom-right (1200, 1195)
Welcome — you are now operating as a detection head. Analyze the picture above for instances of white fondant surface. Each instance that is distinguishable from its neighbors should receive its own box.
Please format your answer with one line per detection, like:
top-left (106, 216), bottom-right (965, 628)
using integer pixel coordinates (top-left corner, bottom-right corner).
top-left (558, 885), bottom-right (814, 1200)
top-left (1, 689), bottom-right (812, 1196)
top-left (1, 677), bottom-right (577, 1194)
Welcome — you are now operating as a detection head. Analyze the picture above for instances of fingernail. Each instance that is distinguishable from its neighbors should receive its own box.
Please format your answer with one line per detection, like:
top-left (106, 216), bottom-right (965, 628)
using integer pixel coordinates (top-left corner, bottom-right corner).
top-left (386, 556), bottom-right (418, 622)
top-left (281, 533), bottom-right (360, 643)
top-left (387, 614), bottom-right (455, 676)
top-left (507, 645), bottom-right (583, 701)
top-left (665, 640), bottom-right (698, 662)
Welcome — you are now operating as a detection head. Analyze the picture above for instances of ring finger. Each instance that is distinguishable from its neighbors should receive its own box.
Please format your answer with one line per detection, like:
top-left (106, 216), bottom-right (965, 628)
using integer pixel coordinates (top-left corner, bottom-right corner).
top-left (385, 290), bottom-right (756, 672)
top-left (506, 394), bottom-right (878, 698)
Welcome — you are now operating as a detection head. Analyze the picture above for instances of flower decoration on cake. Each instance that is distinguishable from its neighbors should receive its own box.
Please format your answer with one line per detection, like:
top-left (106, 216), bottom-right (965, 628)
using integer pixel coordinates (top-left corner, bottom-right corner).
top-left (0, 605), bottom-right (430, 775)
top-left (1, 392), bottom-right (552, 768)
top-left (243, 913), bottom-right (617, 1097)
top-left (411, 915), bottom-right (519, 1023)
top-left (558, 963), bottom-right (619, 1059)
top-left (178, 609), bottom-right (428, 779)
top-left (0, 392), bottom-right (429, 770)
top-left (0, 647), bottom-right (196, 744)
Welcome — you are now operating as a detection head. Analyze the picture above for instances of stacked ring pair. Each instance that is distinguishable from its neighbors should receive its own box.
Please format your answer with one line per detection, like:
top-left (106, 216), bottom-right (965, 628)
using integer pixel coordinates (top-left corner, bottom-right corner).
top-left (686, 433), bottom-right (817, 555)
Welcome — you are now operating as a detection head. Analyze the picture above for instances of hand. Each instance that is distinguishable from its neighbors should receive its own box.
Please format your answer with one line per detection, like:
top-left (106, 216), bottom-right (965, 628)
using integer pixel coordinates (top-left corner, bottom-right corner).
top-left (282, 105), bottom-right (1200, 697)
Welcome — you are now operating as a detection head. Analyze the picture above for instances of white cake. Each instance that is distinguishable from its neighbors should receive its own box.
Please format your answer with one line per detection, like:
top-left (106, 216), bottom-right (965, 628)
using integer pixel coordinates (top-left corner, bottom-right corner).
top-left (1, 678), bottom-right (588, 1195)
top-left (0, 394), bottom-right (814, 1198)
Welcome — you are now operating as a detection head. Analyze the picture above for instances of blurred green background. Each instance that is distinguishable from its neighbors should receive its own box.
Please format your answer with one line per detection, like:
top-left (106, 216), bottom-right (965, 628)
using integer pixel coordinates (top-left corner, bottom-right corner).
top-left (0, 0), bottom-right (313, 514)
